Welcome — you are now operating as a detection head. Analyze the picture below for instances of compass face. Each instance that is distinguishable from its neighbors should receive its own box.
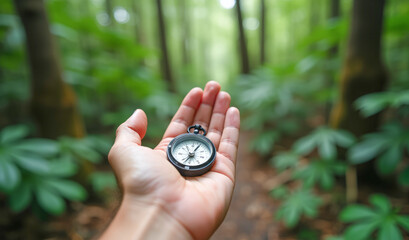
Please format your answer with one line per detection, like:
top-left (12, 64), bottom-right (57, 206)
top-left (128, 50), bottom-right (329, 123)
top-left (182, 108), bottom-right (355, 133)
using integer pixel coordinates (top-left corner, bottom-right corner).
top-left (167, 133), bottom-right (216, 176)
top-left (172, 139), bottom-right (212, 166)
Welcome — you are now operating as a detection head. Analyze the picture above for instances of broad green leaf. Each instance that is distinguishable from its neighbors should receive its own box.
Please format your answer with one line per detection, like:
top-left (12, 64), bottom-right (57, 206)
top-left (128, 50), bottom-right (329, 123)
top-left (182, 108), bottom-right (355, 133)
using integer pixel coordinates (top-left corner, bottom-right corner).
top-left (375, 145), bottom-right (402, 175)
top-left (270, 186), bottom-right (288, 199)
top-left (35, 186), bottom-right (65, 215)
top-left (348, 136), bottom-right (389, 164)
top-left (319, 137), bottom-right (336, 159)
top-left (355, 92), bottom-right (391, 117)
top-left (320, 170), bottom-right (334, 190)
top-left (343, 220), bottom-right (379, 240)
top-left (293, 134), bottom-right (317, 155)
top-left (11, 153), bottom-right (50, 174)
top-left (370, 194), bottom-right (391, 213)
top-left (69, 142), bottom-right (101, 163)
top-left (90, 172), bottom-right (117, 192)
top-left (271, 151), bottom-right (299, 171)
top-left (377, 220), bottom-right (402, 240)
top-left (285, 207), bottom-right (301, 228)
top-left (332, 131), bottom-right (356, 148)
top-left (0, 160), bottom-right (20, 191)
top-left (340, 205), bottom-right (377, 222)
top-left (9, 182), bottom-right (31, 212)
top-left (13, 139), bottom-right (59, 156)
top-left (0, 125), bottom-right (29, 144)
top-left (396, 216), bottom-right (409, 231)
top-left (48, 155), bottom-right (78, 177)
top-left (44, 179), bottom-right (87, 201)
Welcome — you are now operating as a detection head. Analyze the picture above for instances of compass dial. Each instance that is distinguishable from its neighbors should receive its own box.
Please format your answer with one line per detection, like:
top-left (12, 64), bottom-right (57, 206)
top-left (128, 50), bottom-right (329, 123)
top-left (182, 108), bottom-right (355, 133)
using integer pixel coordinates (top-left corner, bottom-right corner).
top-left (172, 140), bottom-right (212, 166)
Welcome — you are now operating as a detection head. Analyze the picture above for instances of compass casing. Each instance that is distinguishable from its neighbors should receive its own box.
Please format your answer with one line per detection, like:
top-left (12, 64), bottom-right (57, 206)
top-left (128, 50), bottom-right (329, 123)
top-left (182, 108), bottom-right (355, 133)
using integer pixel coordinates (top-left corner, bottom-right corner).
top-left (167, 133), bottom-right (216, 177)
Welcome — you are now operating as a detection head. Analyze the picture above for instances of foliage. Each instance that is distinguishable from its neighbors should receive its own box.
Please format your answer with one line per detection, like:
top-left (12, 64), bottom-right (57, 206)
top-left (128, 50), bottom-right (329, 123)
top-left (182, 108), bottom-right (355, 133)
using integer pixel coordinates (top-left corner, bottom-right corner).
top-left (293, 159), bottom-right (346, 190)
top-left (293, 127), bottom-right (355, 159)
top-left (270, 151), bottom-right (300, 172)
top-left (355, 90), bottom-right (409, 118)
top-left (339, 194), bottom-right (409, 240)
top-left (348, 123), bottom-right (409, 176)
top-left (275, 187), bottom-right (323, 228)
top-left (0, 125), bottom-right (113, 215)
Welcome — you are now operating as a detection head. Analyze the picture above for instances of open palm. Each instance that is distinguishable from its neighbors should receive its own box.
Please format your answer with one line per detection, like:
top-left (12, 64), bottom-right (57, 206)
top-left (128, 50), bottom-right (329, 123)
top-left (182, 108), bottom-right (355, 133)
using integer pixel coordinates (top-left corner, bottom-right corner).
top-left (108, 82), bottom-right (240, 240)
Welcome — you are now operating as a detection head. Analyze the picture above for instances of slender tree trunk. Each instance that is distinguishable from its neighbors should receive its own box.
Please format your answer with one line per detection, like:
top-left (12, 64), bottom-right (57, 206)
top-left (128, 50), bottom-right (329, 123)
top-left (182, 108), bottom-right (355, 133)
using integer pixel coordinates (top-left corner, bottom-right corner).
top-left (155, 0), bottom-right (175, 92)
top-left (236, 0), bottom-right (250, 74)
top-left (180, 0), bottom-right (190, 66)
top-left (14, 0), bottom-right (85, 139)
top-left (260, 0), bottom-right (266, 65)
top-left (330, 0), bottom-right (387, 136)
top-left (324, 0), bottom-right (340, 123)
top-left (105, 0), bottom-right (115, 26)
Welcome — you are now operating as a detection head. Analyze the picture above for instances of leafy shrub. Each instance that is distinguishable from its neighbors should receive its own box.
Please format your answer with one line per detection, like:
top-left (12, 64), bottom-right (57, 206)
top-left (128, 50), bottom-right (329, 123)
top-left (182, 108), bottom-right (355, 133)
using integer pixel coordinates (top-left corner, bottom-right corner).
top-left (339, 194), bottom-right (409, 240)
top-left (0, 124), bottom-right (112, 216)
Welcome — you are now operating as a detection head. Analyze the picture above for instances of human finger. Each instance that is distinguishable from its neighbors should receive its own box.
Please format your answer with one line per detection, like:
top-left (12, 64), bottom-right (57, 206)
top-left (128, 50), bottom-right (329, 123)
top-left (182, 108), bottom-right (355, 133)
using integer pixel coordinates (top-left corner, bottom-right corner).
top-left (218, 107), bottom-right (240, 165)
top-left (206, 91), bottom-right (231, 149)
top-left (192, 81), bottom-right (221, 131)
top-left (162, 87), bottom-right (203, 140)
top-left (114, 109), bottom-right (148, 145)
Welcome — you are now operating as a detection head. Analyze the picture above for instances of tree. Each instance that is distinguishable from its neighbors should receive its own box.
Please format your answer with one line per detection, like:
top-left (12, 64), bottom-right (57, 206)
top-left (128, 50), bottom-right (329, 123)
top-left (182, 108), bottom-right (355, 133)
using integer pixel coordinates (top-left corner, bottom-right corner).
top-left (260, 0), bottom-right (266, 65)
top-left (236, 0), bottom-right (250, 74)
top-left (14, 0), bottom-right (85, 139)
top-left (330, 0), bottom-right (387, 136)
top-left (155, 0), bottom-right (175, 92)
top-left (330, 0), bottom-right (387, 203)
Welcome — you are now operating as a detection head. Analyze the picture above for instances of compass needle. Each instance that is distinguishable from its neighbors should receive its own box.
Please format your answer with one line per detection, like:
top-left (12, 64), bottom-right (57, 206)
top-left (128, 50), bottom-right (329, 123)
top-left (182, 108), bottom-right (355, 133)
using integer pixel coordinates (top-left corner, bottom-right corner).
top-left (167, 125), bottom-right (216, 176)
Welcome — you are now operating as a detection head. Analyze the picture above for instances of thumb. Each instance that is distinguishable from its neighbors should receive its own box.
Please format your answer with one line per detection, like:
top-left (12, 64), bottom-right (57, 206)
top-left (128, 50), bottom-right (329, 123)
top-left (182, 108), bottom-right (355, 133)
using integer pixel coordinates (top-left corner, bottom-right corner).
top-left (115, 109), bottom-right (148, 145)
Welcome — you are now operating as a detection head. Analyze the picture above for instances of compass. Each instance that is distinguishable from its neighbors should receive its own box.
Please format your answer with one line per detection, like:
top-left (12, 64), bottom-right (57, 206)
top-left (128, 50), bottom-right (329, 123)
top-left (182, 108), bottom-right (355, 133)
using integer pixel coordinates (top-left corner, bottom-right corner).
top-left (167, 125), bottom-right (216, 177)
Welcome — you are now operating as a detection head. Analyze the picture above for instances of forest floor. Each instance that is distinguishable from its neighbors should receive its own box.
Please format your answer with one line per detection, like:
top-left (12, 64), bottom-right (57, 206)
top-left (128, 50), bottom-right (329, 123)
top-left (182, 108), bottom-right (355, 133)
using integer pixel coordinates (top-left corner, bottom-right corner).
top-left (3, 132), bottom-right (409, 239)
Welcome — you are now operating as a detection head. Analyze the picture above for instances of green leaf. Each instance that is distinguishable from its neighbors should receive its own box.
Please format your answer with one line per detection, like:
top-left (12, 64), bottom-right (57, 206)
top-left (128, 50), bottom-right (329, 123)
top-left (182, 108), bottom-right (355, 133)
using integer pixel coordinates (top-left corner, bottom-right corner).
top-left (90, 172), bottom-right (117, 192)
top-left (343, 220), bottom-right (379, 240)
top-left (0, 125), bottom-right (30, 144)
top-left (271, 151), bottom-right (299, 171)
top-left (35, 186), bottom-right (65, 215)
top-left (375, 145), bottom-right (402, 175)
top-left (319, 137), bottom-right (336, 159)
top-left (293, 134), bottom-right (317, 155)
top-left (48, 155), bottom-right (78, 177)
top-left (44, 179), bottom-right (87, 201)
top-left (348, 136), bottom-right (389, 164)
top-left (11, 153), bottom-right (50, 174)
top-left (340, 205), bottom-right (378, 222)
top-left (285, 206), bottom-right (301, 228)
top-left (332, 130), bottom-right (356, 148)
top-left (0, 160), bottom-right (21, 191)
top-left (398, 166), bottom-right (409, 186)
top-left (369, 195), bottom-right (391, 214)
top-left (270, 186), bottom-right (288, 199)
top-left (396, 216), bottom-right (409, 231)
top-left (9, 182), bottom-right (31, 212)
top-left (377, 220), bottom-right (402, 240)
top-left (13, 139), bottom-right (59, 156)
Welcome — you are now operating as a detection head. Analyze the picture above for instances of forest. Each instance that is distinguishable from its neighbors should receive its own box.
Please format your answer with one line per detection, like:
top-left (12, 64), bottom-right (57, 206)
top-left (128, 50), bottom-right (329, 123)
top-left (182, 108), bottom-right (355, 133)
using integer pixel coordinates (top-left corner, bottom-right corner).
top-left (0, 0), bottom-right (409, 239)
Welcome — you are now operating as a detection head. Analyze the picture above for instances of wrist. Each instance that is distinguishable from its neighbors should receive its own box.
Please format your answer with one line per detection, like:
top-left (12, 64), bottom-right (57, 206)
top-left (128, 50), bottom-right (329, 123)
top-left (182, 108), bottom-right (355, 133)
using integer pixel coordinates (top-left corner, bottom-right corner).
top-left (100, 194), bottom-right (193, 240)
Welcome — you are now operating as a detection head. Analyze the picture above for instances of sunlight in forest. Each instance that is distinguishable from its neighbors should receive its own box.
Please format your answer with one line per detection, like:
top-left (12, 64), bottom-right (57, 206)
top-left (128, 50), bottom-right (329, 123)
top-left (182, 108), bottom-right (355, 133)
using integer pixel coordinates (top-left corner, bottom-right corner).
top-left (243, 17), bottom-right (259, 30)
top-left (219, 0), bottom-right (236, 9)
top-left (114, 7), bottom-right (130, 24)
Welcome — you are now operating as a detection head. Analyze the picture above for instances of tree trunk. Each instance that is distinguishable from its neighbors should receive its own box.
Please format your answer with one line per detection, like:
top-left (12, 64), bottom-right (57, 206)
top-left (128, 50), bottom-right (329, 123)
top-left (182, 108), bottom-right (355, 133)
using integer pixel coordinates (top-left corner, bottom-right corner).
top-left (14, 0), bottom-right (85, 139)
top-left (236, 0), bottom-right (250, 74)
top-left (330, 0), bottom-right (387, 136)
top-left (105, 0), bottom-right (115, 26)
top-left (180, 0), bottom-right (190, 66)
top-left (155, 0), bottom-right (175, 92)
top-left (324, 0), bottom-right (340, 123)
top-left (260, 0), bottom-right (266, 65)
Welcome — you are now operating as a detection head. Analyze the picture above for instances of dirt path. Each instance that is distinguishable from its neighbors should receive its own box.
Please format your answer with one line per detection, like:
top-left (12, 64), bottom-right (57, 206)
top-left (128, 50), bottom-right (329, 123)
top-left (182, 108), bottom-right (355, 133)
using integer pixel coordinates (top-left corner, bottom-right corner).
top-left (212, 133), bottom-right (280, 240)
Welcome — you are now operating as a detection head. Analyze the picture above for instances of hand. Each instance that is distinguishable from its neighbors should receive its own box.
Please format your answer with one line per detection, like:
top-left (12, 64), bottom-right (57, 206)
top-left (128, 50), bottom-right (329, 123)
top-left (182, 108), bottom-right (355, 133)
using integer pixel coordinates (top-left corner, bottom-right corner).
top-left (102, 82), bottom-right (240, 240)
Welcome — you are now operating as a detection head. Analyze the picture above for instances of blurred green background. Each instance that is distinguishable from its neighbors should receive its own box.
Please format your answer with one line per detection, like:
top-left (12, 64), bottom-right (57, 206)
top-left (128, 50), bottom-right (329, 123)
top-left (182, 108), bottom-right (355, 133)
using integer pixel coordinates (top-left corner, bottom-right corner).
top-left (0, 0), bottom-right (408, 239)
